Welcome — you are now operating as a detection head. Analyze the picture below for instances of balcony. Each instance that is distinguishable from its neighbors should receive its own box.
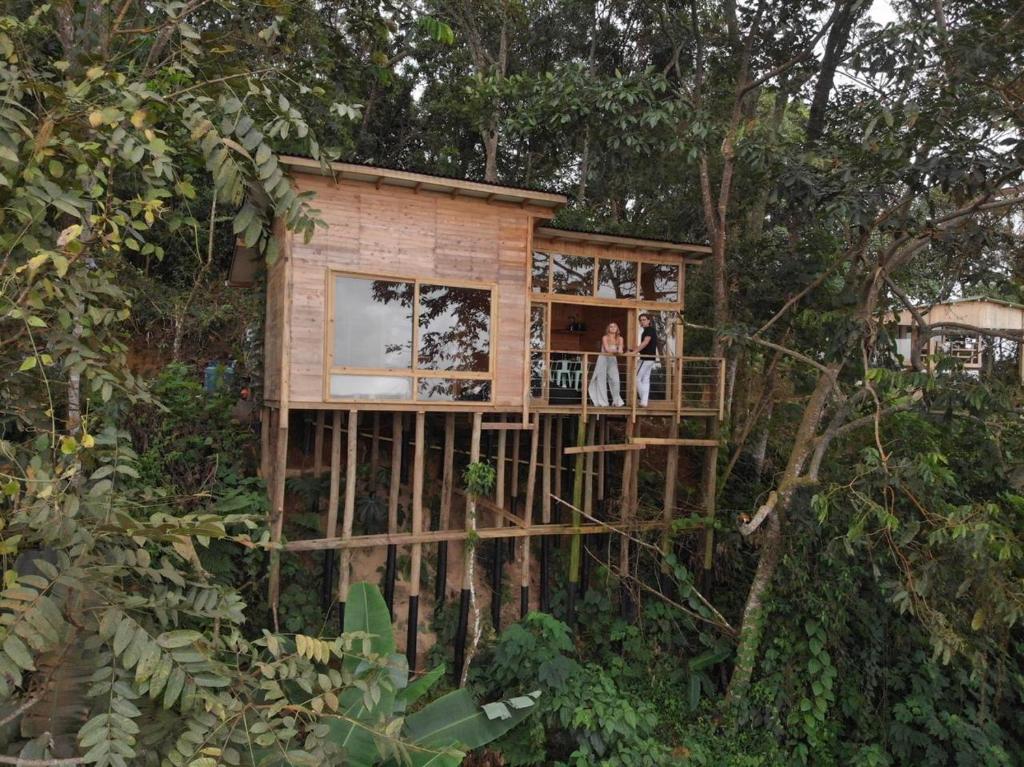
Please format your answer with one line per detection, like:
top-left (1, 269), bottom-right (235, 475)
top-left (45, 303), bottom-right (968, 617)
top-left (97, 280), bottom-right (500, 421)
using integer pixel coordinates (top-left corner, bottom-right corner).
top-left (529, 351), bottom-right (724, 418)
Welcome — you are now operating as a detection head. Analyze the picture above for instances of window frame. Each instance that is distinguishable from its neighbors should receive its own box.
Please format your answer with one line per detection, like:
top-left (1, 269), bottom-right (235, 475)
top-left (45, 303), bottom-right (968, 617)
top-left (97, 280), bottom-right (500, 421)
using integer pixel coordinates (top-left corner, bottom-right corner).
top-left (529, 250), bottom-right (684, 309)
top-left (324, 269), bottom-right (498, 404)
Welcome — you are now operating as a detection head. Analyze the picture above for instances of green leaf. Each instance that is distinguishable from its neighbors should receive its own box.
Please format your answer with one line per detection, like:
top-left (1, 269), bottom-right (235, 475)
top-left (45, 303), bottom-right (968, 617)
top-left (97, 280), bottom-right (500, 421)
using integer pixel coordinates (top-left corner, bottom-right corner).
top-left (157, 630), bottom-right (202, 649)
top-left (403, 689), bottom-right (541, 751)
top-left (19, 357), bottom-right (37, 372)
top-left (343, 582), bottom-right (395, 667)
top-left (3, 634), bottom-right (35, 671)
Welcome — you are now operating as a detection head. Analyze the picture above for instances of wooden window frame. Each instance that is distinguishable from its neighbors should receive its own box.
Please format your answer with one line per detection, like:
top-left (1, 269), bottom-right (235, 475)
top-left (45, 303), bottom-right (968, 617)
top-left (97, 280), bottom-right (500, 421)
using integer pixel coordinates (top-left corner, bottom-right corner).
top-left (530, 250), bottom-right (685, 310)
top-left (324, 269), bottom-right (498, 404)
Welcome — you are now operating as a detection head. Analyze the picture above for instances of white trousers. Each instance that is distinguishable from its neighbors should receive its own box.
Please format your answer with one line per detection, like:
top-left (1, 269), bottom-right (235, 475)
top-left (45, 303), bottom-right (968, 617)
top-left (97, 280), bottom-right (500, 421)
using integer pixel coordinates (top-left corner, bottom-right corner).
top-left (636, 359), bottom-right (654, 406)
top-left (588, 354), bottom-right (623, 407)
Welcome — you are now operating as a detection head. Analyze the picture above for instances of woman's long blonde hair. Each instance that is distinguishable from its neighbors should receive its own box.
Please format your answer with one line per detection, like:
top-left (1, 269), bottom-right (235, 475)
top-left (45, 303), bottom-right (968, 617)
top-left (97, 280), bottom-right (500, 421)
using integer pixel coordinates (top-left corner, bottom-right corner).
top-left (605, 322), bottom-right (621, 338)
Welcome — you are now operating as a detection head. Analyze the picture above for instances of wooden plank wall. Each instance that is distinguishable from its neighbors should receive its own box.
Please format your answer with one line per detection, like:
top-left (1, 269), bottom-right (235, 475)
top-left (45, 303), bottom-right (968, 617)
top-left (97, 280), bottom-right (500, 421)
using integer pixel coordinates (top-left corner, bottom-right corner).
top-left (285, 175), bottom-right (537, 409)
top-left (263, 218), bottom-right (289, 404)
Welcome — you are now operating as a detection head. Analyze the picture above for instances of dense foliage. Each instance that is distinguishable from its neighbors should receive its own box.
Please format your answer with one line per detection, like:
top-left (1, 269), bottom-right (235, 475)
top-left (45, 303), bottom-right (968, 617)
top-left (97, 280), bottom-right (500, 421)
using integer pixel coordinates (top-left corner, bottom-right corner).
top-left (2, 0), bottom-right (1023, 765)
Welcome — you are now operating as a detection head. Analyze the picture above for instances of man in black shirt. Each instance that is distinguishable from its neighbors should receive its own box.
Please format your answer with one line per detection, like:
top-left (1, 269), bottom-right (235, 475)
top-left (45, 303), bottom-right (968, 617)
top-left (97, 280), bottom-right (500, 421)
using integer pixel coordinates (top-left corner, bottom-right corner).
top-left (635, 314), bottom-right (658, 406)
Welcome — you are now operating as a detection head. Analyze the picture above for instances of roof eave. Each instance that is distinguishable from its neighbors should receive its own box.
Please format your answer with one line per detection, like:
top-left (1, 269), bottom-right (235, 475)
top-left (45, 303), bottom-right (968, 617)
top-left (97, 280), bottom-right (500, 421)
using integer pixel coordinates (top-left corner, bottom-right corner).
top-left (281, 156), bottom-right (567, 210)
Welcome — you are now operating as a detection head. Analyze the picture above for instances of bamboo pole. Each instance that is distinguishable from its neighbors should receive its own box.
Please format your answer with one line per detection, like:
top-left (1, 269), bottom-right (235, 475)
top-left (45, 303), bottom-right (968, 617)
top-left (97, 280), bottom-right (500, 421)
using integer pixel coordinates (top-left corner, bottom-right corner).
top-left (455, 413), bottom-right (483, 686)
top-left (619, 417), bottom-right (635, 620)
top-left (491, 416), bottom-right (507, 631)
top-left (540, 415), bottom-right (552, 612)
top-left (509, 427), bottom-right (521, 561)
top-left (567, 414), bottom-right (587, 625)
top-left (554, 416), bottom-right (563, 522)
top-left (407, 411), bottom-right (425, 672)
top-left (268, 407), bottom-right (289, 630)
top-left (384, 412), bottom-right (402, 618)
top-left (662, 419), bottom-right (679, 561)
top-left (436, 413), bottom-right (455, 606)
top-left (520, 413), bottom-right (540, 618)
top-left (580, 415), bottom-right (596, 598)
top-left (336, 409), bottom-right (358, 629)
top-left (322, 411), bottom-right (342, 612)
top-left (282, 520), bottom-right (668, 551)
top-left (370, 412), bottom-right (380, 492)
top-left (313, 411), bottom-right (325, 478)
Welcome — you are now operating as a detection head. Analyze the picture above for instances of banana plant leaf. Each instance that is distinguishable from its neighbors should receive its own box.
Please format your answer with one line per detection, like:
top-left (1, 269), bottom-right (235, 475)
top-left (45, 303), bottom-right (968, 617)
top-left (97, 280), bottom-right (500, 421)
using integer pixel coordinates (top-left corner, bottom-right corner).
top-left (343, 582), bottom-right (396, 672)
top-left (403, 689), bottom-right (541, 751)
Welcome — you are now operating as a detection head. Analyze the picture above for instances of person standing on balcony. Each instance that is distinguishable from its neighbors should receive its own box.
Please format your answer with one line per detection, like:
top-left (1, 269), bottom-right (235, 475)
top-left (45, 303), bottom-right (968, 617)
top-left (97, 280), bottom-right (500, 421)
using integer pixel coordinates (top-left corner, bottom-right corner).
top-left (635, 314), bottom-right (658, 407)
top-left (588, 322), bottom-right (625, 407)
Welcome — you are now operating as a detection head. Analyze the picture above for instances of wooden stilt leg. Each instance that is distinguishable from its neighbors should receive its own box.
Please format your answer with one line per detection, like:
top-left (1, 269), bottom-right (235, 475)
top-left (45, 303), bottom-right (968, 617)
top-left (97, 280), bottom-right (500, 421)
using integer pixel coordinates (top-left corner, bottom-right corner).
top-left (436, 413), bottom-right (455, 607)
top-left (702, 418), bottom-right (719, 570)
top-left (619, 417), bottom-right (635, 621)
top-left (491, 418), bottom-right (507, 632)
top-left (268, 407), bottom-right (289, 630)
top-left (520, 414), bottom-right (540, 619)
top-left (337, 410), bottom-right (358, 631)
top-left (554, 416), bottom-right (563, 524)
top-left (540, 415), bottom-right (552, 613)
top-left (260, 406), bottom-right (271, 482)
top-left (567, 414), bottom-right (587, 626)
top-left (580, 416), bottom-right (596, 597)
top-left (662, 418), bottom-right (679, 565)
top-left (509, 429), bottom-right (521, 561)
top-left (407, 412), bottom-right (425, 673)
top-left (322, 411), bottom-right (342, 613)
top-left (370, 412), bottom-right (380, 493)
top-left (385, 412), bottom-right (403, 619)
top-left (454, 413), bottom-right (482, 686)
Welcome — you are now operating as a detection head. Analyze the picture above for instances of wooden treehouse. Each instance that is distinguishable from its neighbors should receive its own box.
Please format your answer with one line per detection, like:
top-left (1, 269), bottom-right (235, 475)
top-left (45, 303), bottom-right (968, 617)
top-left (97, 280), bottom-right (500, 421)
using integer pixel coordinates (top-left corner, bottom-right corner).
top-left (892, 297), bottom-right (1024, 383)
top-left (241, 157), bottom-right (723, 672)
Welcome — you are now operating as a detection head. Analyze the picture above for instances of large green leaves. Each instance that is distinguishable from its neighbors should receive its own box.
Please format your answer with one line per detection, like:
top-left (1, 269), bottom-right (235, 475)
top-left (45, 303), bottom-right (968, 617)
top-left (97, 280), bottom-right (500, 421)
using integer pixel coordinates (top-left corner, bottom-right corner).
top-left (404, 689), bottom-right (542, 752)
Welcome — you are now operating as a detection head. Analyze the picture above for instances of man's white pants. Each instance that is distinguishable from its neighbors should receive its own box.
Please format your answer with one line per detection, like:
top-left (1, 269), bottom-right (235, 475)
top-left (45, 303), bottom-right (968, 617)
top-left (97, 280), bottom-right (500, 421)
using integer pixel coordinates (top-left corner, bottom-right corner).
top-left (636, 359), bottom-right (654, 406)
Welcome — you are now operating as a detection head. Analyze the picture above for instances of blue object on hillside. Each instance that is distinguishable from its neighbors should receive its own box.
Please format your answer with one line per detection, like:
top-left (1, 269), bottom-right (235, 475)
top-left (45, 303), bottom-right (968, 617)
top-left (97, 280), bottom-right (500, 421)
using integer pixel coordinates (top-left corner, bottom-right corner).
top-left (203, 361), bottom-right (236, 392)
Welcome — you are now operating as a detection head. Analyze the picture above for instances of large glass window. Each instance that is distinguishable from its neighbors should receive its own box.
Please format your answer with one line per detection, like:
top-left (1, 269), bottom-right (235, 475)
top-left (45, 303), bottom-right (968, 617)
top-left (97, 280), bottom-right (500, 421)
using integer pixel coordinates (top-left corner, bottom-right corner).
top-left (597, 260), bottom-right (637, 298)
top-left (417, 284), bottom-right (491, 372)
top-left (639, 263), bottom-right (679, 303)
top-left (329, 273), bottom-right (494, 403)
top-left (330, 375), bottom-right (413, 400)
top-left (552, 255), bottom-right (595, 296)
top-left (418, 378), bottom-right (491, 402)
top-left (333, 276), bottom-right (413, 369)
top-left (531, 251), bottom-right (550, 292)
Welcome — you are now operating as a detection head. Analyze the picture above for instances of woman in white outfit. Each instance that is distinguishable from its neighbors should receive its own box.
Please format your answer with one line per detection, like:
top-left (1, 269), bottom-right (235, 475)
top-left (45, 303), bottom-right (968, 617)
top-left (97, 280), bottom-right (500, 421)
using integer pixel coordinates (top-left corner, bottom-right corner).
top-left (588, 323), bottom-right (625, 407)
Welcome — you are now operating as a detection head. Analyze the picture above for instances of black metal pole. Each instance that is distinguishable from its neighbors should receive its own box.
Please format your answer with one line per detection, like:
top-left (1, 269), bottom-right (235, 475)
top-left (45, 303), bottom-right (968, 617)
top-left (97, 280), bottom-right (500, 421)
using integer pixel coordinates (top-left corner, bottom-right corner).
top-left (453, 588), bottom-right (471, 684)
top-left (406, 596), bottom-right (419, 673)
top-left (384, 544), bottom-right (397, 619)
top-left (490, 539), bottom-right (503, 632)
top-left (435, 542), bottom-right (448, 606)
top-left (540, 536), bottom-right (551, 613)
top-left (520, 584), bottom-right (529, 619)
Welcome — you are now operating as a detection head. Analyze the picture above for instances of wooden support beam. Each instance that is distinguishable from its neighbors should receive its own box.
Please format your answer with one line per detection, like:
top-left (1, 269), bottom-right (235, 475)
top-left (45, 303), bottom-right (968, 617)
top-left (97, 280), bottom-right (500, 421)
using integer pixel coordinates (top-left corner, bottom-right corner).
top-left (564, 443), bottom-right (646, 455)
top-left (520, 413), bottom-right (539, 617)
top-left (540, 415), bottom-right (552, 612)
top-left (492, 417), bottom-right (507, 630)
top-left (337, 410), bottom-right (358, 616)
top-left (662, 420), bottom-right (679, 559)
top-left (408, 411), bottom-right (425, 672)
top-left (370, 413), bottom-right (380, 491)
top-left (630, 437), bottom-right (719, 447)
top-left (480, 421), bottom-right (535, 430)
top-left (453, 488), bottom-right (525, 528)
top-left (567, 414), bottom-right (587, 625)
top-left (268, 407), bottom-right (289, 628)
top-left (436, 413), bottom-right (455, 606)
top-left (313, 411), bottom-right (325, 478)
top-left (619, 417), bottom-right (635, 620)
top-left (282, 520), bottom-right (668, 551)
top-left (455, 413), bottom-right (483, 686)
top-left (581, 416), bottom-right (596, 597)
top-left (259, 407), bottom-right (271, 481)
top-left (385, 412), bottom-right (402, 618)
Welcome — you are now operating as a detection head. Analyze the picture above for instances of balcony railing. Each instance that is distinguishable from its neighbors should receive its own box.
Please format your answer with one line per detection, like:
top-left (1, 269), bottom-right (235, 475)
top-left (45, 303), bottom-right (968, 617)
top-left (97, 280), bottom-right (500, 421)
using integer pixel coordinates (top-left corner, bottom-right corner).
top-left (529, 350), bottom-right (724, 418)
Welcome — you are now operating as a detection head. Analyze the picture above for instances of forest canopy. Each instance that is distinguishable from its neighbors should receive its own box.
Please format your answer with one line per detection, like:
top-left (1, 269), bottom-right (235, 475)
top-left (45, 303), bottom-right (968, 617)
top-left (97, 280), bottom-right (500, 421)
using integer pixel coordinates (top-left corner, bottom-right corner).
top-left (1, 0), bottom-right (1023, 765)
